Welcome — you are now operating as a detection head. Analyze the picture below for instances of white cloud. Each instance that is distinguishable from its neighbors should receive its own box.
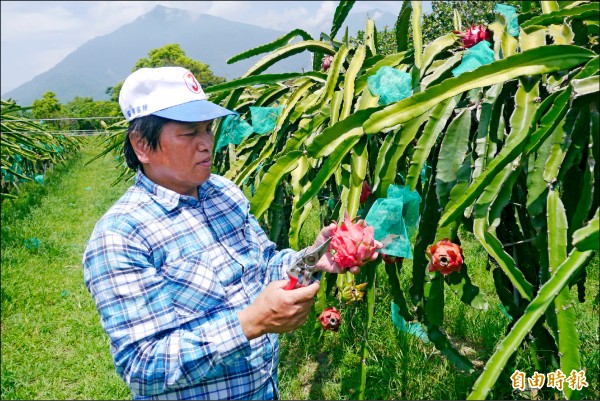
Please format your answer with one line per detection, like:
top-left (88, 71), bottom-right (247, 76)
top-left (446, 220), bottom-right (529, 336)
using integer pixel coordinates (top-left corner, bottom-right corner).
top-left (0, 1), bottom-right (431, 95)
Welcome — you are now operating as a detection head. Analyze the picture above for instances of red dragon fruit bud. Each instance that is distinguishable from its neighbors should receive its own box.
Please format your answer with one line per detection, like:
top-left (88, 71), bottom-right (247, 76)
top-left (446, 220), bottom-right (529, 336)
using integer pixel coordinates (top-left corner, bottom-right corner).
top-left (426, 239), bottom-right (464, 275)
top-left (329, 212), bottom-right (382, 270)
top-left (457, 24), bottom-right (492, 48)
top-left (360, 181), bottom-right (372, 204)
top-left (321, 55), bottom-right (334, 72)
top-left (319, 307), bottom-right (341, 331)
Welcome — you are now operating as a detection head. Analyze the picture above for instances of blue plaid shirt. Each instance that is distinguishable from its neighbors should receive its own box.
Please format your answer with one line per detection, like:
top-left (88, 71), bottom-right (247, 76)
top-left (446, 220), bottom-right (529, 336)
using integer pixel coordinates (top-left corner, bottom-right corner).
top-left (83, 170), bottom-right (301, 400)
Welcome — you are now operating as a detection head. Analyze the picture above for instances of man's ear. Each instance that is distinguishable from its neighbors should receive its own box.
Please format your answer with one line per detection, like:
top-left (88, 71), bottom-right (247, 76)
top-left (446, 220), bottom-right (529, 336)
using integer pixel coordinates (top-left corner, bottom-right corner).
top-left (129, 132), bottom-right (151, 164)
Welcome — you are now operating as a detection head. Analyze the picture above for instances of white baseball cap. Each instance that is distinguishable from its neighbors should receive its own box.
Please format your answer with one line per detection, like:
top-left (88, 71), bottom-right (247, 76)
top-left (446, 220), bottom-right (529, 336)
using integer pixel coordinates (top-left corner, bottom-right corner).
top-left (118, 66), bottom-right (235, 122)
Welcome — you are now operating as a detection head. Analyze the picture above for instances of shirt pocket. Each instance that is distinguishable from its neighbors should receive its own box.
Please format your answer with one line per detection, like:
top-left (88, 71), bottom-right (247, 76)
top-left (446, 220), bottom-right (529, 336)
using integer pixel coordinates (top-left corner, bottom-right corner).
top-left (161, 252), bottom-right (227, 320)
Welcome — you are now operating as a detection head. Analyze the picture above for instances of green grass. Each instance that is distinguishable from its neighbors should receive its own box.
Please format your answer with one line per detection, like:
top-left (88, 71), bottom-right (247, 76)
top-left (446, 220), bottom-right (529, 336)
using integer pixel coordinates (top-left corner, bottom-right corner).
top-left (1, 137), bottom-right (132, 400)
top-left (1, 138), bottom-right (598, 400)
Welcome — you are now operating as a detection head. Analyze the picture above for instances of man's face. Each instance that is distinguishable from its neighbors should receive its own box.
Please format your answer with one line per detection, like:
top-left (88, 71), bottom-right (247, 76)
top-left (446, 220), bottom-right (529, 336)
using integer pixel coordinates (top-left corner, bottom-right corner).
top-left (141, 120), bottom-right (215, 198)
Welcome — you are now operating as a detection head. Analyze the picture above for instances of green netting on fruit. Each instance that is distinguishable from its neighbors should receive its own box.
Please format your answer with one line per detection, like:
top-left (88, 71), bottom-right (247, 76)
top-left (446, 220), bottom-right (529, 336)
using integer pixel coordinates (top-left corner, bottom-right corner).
top-left (391, 302), bottom-right (429, 342)
top-left (365, 184), bottom-right (422, 259)
top-left (452, 40), bottom-right (495, 77)
top-left (367, 66), bottom-right (413, 106)
top-left (250, 106), bottom-right (283, 134)
top-left (494, 3), bottom-right (520, 37)
top-left (215, 114), bottom-right (253, 151)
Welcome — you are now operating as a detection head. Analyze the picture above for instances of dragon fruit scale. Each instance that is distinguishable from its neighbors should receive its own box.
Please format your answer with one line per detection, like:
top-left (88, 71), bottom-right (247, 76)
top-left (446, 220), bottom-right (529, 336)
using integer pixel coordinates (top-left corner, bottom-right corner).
top-left (329, 212), bottom-right (382, 270)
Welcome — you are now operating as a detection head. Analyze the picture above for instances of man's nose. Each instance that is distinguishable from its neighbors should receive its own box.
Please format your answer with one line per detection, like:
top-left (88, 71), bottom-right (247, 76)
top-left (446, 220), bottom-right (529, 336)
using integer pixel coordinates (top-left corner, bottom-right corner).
top-left (196, 130), bottom-right (214, 151)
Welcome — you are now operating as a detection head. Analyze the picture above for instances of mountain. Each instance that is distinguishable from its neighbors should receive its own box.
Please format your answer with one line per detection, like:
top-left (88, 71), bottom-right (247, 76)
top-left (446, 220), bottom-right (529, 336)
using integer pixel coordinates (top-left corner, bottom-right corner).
top-left (2, 6), bottom-right (312, 106)
top-left (2, 5), bottom-right (398, 106)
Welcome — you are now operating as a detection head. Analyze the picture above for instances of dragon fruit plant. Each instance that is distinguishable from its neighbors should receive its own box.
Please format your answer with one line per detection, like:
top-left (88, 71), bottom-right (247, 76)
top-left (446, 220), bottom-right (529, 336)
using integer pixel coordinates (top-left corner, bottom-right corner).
top-left (426, 239), bottom-right (464, 275)
top-left (185, 1), bottom-right (599, 398)
top-left (329, 212), bottom-right (382, 270)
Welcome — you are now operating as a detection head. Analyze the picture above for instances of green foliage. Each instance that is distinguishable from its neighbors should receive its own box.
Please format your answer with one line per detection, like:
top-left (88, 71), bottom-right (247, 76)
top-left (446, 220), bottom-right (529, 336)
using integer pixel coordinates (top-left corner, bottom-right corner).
top-left (353, 1), bottom-right (543, 55)
top-left (108, 44), bottom-right (226, 102)
top-left (31, 92), bottom-right (62, 129)
top-left (1, 99), bottom-right (82, 200)
top-left (134, 43), bottom-right (226, 87)
top-left (62, 97), bottom-right (120, 131)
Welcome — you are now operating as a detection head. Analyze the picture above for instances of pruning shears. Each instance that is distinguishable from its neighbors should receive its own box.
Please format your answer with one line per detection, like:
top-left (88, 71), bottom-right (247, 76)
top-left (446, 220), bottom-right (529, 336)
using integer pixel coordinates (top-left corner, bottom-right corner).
top-left (284, 238), bottom-right (332, 290)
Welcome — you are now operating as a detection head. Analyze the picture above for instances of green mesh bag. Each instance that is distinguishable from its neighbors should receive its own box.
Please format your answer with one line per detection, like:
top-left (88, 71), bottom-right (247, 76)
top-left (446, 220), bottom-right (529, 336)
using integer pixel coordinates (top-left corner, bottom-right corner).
top-left (494, 3), bottom-right (520, 37)
top-left (215, 114), bottom-right (253, 151)
top-left (391, 302), bottom-right (429, 342)
top-left (452, 40), bottom-right (495, 77)
top-left (365, 184), bottom-right (422, 259)
top-left (367, 66), bottom-right (413, 106)
top-left (250, 106), bottom-right (283, 135)
top-left (387, 184), bottom-right (422, 238)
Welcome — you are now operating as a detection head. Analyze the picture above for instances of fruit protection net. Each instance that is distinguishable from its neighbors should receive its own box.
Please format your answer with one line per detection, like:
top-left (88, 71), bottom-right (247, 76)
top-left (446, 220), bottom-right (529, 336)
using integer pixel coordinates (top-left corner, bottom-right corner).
top-left (215, 114), bottom-right (254, 151)
top-left (250, 106), bottom-right (283, 135)
top-left (367, 66), bottom-right (413, 106)
top-left (452, 40), bottom-right (495, 77)
top-left (494, 3), bottom-right (520, 37)
top-left (365, 184), bottom-right (422, 259)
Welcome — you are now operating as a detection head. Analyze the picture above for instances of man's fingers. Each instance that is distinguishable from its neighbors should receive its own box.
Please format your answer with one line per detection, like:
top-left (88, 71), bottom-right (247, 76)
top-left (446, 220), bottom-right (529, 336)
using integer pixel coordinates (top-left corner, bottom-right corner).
top-left (285, 281), bottom-right (319, 302)
top-left (314, 222), bottom-right (338, 247)
top-left (348, 266), bottom-right (361, 275)
top-left (320, 222), bottom-right (338, 238)
top-left (316, 252), bottom-right (340, 272)
top-left (274, 279), bottom-right (293, 289)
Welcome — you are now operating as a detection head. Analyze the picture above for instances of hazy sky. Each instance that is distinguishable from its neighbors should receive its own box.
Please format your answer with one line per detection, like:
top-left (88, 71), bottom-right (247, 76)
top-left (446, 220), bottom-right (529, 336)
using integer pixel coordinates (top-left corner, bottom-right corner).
top-left (0, 1), bottom-right (432, 96)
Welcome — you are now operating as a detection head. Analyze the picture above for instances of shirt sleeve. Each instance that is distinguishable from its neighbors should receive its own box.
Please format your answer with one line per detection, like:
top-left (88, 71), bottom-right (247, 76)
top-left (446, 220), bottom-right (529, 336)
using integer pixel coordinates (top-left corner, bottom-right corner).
top-left (83, 228), bottom-right (251, 397)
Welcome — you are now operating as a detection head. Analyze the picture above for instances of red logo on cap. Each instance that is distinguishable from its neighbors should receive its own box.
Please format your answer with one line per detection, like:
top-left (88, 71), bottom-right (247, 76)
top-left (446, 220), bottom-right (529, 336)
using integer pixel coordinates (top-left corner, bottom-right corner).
top-left (183, 72), bottom-right (201, 93)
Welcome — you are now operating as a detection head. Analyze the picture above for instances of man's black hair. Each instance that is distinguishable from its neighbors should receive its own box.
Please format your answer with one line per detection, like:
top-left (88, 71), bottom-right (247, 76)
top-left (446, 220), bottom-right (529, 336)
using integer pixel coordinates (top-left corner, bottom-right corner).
top-left (123, 115), bottom-right (170, 171)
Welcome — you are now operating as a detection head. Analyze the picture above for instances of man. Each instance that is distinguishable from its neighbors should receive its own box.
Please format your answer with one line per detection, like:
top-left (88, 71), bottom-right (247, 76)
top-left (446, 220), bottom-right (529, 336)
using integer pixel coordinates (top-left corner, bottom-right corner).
top-left (83, 67), bottom-right (358, 400)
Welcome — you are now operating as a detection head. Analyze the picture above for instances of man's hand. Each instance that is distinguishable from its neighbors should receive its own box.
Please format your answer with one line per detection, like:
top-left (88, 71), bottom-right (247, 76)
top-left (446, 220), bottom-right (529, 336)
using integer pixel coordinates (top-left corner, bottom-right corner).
top-left (312, 223), bottom-right (362, 275)
top-left (237, 280), bottom-right (320, 340)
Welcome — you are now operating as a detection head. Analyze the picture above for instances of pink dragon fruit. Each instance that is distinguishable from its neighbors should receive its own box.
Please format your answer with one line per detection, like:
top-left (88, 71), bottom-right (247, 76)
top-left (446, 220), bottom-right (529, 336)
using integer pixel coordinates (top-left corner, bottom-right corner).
top-left (319, 307), bottom-right (341, 331)
top-left (455, 24), bottom-right (492, 48)
top-left (321, 55), bottom-right (334, 72)
top-left (329, 212), bottom-right (382, 269)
